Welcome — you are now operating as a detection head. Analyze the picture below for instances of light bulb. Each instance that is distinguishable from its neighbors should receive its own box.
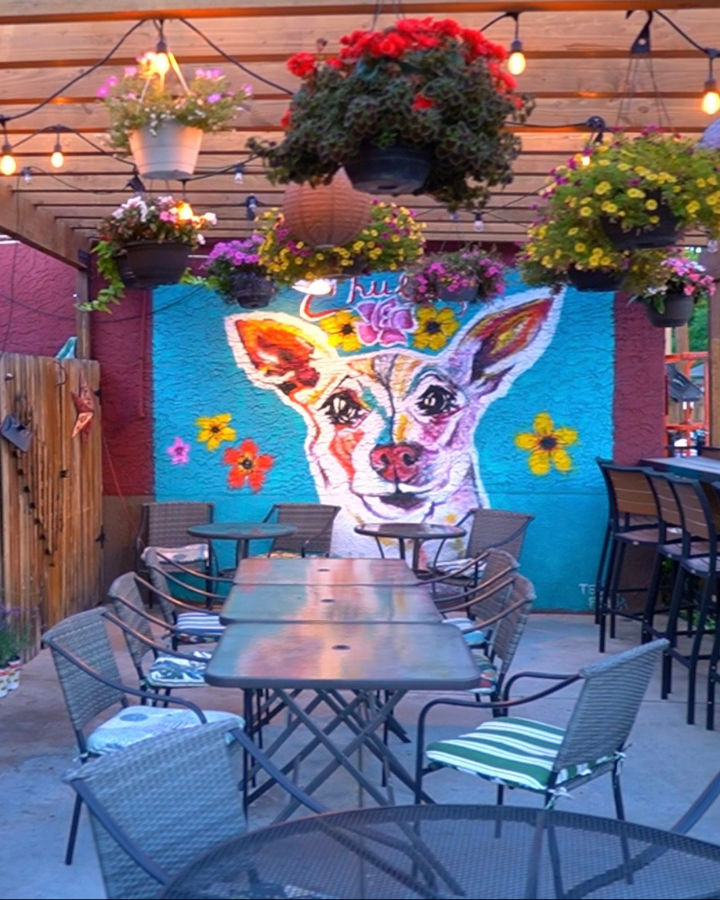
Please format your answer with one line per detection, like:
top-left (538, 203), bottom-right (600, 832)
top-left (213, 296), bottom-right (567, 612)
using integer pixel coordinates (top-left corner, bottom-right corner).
top-left (507, 40), bottom-right (526, 76)
top-left (175, 201), bottom-right (193, 221)
top-left (702, 79), bottom-right (720, 115)
top-left (580, 149), bottom-right (592, 167)
top-left (448, 210), bottom-right (459, 222)
top-left (0, 145), bottom-right (16, 176)
top-left (473, 213), bottom-right (485, 233)
top-left (708, 239), bottom-right (719, 253)
top-left (50, 141), bottom-right (64, 169)
top-left (21, 167), bottom-right (31, 184)
top-left (234, 164), bottom-right (244, 184)
top-left (149, 50), bottom-right (171, 76)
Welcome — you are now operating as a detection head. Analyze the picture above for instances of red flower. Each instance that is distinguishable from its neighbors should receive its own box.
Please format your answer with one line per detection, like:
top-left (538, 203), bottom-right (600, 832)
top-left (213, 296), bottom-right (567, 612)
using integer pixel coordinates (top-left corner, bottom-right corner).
top-left (412, 94), bottom-right (434, 110)
top-left (279, 108), bottom-right (291, 130)
top-left (286, 52), bottom-right (317, 78)
top-left (325, 57), bottom-right (344, 69)
top-left (375, 33), bottom-right (410, 58)
top-left (223, 439), bottom-right (274, 492)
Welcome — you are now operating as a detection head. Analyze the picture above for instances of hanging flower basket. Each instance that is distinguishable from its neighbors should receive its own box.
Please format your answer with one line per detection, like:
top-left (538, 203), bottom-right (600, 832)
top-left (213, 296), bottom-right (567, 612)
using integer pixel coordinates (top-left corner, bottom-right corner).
top-left (644, 291), bottom-right (694, 328)
top-left (440, 280), bottom-right (479, 304)
top-left (281, 168), bottom-right (372, 248)
top-left (120, 241), bottom-right (191, 289)
top-left (599, 194), bottom-right (682, 251)
top-left (344, 144), bottom-right (432, 196)
top-left (567, 265), bottom-right (626, 292)
top-left (224, 272), bottom-right (277, 309)
top-left (128, 122), bottom-right (203, 180)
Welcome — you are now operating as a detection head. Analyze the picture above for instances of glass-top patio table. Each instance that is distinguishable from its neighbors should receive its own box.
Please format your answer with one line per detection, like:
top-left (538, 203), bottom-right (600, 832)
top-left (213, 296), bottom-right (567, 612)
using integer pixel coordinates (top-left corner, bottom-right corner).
top-left (233, 555), bottom-right (420, 585)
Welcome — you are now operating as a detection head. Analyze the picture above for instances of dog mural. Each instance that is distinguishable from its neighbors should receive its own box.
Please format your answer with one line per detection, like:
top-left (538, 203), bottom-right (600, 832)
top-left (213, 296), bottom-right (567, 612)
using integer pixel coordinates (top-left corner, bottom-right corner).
top-left (225, 285), bottom-right (563, 558)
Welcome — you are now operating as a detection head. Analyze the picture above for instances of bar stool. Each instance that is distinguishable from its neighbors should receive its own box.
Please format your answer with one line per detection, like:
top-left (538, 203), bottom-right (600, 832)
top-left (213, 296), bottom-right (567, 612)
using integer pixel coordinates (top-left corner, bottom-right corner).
top-left (595, 460), bottom-right (661, 653)
top-left (659, 476), bottom-right (720, 725)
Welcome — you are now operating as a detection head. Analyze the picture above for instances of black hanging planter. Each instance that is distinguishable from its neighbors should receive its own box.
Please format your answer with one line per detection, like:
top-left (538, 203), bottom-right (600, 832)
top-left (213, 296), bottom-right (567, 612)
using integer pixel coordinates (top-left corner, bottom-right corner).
top-left (344, 144), bottom-right (431, 195)
top-left (600, 195), bottom-right (682, 250)
top-left (567, 265), bottom-right (626, 292)
top-left (119, 241), bottom-right (191, 290)
top-left (440, 281), bottom-right (479, 304)
top-left (223, 272), bottom-right (277, 309)
top-left (644, 292), bottom-right (694, 328)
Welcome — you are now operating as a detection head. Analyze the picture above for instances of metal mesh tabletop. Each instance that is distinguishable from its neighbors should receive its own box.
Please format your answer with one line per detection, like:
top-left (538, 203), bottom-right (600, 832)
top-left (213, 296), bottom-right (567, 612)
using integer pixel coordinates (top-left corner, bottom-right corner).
top-left (158, 803), bottom-right (720, 899)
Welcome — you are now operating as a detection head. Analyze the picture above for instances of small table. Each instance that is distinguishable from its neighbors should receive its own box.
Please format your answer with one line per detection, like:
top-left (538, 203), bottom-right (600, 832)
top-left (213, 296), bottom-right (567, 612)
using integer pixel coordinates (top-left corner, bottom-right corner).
top-left (354, 521), bottom-right (466, 572)
top-left (187, 521), bottom-right (298, 567)
top-left (159, 803), bottom-right (720, 899)
top-left (235, 555), bottom-right (419, 585)
top-left (220, 581), bottom-right (441, 624)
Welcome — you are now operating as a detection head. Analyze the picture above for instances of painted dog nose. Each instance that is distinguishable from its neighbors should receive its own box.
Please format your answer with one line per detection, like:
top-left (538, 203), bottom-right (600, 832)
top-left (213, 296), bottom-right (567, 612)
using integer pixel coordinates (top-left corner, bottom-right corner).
top-left (370, 443), bottom-right (423, 483)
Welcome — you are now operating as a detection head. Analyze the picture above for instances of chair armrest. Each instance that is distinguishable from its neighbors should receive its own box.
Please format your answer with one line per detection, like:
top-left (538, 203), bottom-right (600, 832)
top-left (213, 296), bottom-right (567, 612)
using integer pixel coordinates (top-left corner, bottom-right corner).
top-left (416, 551), bottom-right (490, 587)
top-left (438, 571), bottom-right (516, 617)
top-left (147, 567), bottom-right (226, 609)
top-left (101, 610), bottom-right (209, 661)
top-left (107, 594), bottom-right (178, 635)
top-left (456, 593), bottom-right (531, 636)
top-left (153, 551), bottom-right (236, 584)
top-left (135, 574), bottom-right (224, 616)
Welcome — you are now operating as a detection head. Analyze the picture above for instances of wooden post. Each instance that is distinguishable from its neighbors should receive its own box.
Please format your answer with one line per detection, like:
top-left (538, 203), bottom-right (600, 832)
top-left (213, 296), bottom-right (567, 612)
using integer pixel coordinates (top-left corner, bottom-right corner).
top-left (74, 253), bottom-right (91, 360)
top-left (699, 248), bottom-right (720, 445)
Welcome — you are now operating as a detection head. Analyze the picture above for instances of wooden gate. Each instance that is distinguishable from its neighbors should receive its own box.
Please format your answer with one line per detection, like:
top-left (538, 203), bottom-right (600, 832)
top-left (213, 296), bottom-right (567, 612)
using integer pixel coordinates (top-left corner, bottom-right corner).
top-left (0, 353), bottom-right (102, 657)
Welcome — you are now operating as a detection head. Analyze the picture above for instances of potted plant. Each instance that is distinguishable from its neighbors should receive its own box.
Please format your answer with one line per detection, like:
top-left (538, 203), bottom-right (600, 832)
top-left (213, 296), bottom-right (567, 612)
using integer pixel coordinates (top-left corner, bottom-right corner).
top-left (197, 235), bottom-right (277, 309)
top-left (256, 199), bottom-right (425, 287)
top-left (0, 607), bottom-right (33, 697)
top-left (97, 57), bottom-right (252, 179)
top-left (84, 194), bottom-right (217, 313)
top-left (400, 245), bottom-right (506, 304)
top-left (247, 16), bottom-right (534, 210)
top-left (630, 254), bottom-right (716, 327)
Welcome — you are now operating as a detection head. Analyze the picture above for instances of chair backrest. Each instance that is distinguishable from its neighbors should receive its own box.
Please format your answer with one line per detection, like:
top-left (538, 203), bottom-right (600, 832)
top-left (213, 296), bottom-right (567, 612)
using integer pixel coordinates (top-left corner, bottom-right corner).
top-left (135, 501), bottom-right (214, 568)
top-left (699, 446), bottom-right (720, 460)
top-left (486, 573), bottom-right (535, 682)
top-left (43, 608), bottom-right (126, 740)
top-left (553, 638), bottom-right (667, 777)
top-left (462, 508), bottom-right (534, 562)
top-left (598, 461), bottom-right (658, 526)
top-left (263, 503), bottom-right (340, 556)
top-left (468, 548), bottom-right (520, 619)
top-left (62, 720), bottom-right (247, 899)
top-left (645, 470), bottom-right (685, 537)
top-left (671, 477), bottom-right (716, 550)
top-left (139, 550), bottom-right (177, 624)
top-left (106, 573), bottom-right (157, 673)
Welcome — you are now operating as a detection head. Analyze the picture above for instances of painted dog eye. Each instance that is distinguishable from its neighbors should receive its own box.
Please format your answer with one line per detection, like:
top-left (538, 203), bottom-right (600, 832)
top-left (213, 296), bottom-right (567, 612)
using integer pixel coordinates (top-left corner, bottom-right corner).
top-left (321, 390), bottom-right (364, 425)
top-left (417, 385), bottom-right (458, 416)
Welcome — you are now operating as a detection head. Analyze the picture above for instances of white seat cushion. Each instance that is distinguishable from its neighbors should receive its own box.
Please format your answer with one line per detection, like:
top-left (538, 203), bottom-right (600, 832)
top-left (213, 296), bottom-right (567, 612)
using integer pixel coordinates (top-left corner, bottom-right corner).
top-left (87, 707), bottom-right (243, 755)
top-left (145, 655), bottom-right (208, 688)
top-left (141, 543), bottom-right (209, 565)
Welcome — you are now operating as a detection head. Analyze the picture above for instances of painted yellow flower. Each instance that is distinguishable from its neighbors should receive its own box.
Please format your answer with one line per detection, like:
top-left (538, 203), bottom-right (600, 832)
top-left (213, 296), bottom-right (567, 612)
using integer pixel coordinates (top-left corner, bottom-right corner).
top-left (413, 306), bottom-right (460, 351)
top-left (515, 412), bottom-right (578, 475)
top-left (319, 309), bottom-right (362, 352)
top-left (196, 413), bottom-right (236, 451)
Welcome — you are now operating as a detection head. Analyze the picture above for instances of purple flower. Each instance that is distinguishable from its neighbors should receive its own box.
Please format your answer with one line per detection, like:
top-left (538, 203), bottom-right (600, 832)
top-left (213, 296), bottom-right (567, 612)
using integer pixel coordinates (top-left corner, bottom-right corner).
top-left (167, 437), bottom-right (190, 465)
top-left (356, 298), bottom-right (414, 346)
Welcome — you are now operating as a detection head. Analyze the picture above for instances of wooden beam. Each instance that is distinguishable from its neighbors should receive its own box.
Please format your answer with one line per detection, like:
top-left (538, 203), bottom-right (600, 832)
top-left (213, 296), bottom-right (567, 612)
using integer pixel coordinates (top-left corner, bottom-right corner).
top-left (0, 182), bottom-right (87, 268)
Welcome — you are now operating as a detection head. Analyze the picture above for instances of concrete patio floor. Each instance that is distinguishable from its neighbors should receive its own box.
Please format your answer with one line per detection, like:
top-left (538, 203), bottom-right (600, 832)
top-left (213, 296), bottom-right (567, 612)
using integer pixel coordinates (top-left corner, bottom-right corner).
top-left (2, 608), bottom-right (720, 900)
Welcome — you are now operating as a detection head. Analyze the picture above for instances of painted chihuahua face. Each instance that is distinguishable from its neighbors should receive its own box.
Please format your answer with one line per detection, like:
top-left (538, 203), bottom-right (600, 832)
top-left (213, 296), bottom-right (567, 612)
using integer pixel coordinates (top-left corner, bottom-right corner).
top-left (225, 290), bottom-right (560, 524)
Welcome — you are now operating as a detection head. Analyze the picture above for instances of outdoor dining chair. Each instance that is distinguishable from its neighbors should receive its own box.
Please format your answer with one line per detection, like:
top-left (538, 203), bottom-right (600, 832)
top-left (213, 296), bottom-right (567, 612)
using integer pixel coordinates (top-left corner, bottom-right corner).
top-left (134, 500), bottom-right (215, 576)
top-left (261, 502), bottom-right (341, 557)
top-left (62, 719), bottom-right (326, 900)
top-left (42, 608), bottom-right (243, 867)
top-left (145, 547), bottom-right (231, 608)
top-left (414, 638), bottom-right (668, 815)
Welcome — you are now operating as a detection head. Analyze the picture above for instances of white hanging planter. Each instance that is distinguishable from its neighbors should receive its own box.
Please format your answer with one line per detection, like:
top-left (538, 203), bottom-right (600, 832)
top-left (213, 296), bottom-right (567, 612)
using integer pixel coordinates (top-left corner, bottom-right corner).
top-left (128, 121), bottom-right (203, 180)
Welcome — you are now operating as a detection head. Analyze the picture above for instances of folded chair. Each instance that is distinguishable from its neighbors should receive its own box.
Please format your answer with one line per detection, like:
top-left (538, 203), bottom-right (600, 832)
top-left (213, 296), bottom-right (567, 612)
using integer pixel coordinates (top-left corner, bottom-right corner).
top-left (414, 638), bottom-right (668, 816)
top-left (62, 720), bottom-right (326, 900)
top-left (42, 608), bottom-right (243, 867)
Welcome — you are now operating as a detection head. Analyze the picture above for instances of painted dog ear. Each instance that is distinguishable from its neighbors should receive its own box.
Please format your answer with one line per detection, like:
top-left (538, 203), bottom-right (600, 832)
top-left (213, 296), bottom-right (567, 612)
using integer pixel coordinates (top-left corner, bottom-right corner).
top-left (225, 312), bottom-right (336, 400)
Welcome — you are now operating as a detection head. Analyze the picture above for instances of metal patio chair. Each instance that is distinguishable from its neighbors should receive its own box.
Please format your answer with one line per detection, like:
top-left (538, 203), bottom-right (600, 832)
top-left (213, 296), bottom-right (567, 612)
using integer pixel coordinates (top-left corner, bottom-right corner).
top-left (134, 500), bottom-right (215, 577)
top-left (262, 502), bottom-right (341, 557)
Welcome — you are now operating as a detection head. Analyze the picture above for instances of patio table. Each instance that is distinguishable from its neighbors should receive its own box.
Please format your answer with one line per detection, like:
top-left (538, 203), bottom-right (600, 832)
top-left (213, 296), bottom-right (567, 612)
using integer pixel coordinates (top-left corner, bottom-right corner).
top-left (219, 581), bottom-right (441, 624)
top-left (354, 521), bottom-right (466, 573)
top-left (234, 555), bottom-right (420, 585)
top-left (204, 620), bottom-right (480, 817)
top-left (187, 520), bottom-right (297, 567)
top-left (159, 803), bottom-right (720, 899)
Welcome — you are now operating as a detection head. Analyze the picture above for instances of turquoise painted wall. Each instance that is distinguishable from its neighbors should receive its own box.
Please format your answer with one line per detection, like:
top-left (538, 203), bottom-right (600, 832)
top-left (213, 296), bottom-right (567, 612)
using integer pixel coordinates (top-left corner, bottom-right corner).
top-left (152, 269), bottom-right (613, 610)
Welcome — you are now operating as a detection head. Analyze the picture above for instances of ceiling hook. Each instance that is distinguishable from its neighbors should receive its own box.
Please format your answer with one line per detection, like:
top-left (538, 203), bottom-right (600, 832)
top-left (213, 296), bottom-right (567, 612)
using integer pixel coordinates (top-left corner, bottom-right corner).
top-left (627, 10), bottom-right (653, 55)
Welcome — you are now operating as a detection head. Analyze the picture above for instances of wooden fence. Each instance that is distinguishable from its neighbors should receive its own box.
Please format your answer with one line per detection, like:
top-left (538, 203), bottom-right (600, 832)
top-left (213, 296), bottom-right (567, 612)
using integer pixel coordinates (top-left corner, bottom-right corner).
top-left (0, 353), bottom-right (102, 658)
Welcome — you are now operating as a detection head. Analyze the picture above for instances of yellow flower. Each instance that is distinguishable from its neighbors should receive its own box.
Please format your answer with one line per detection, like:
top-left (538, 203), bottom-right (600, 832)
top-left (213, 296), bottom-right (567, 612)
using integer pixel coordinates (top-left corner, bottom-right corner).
top-left (594, 181), bottom-right (611, 196)
top-left (196, 413), bottom-right (236, 451)
top-left (319, 310), bottom-right (362, 352)
top-left (413, 307), bottom-right (460, 351)
top-left (515, 411), bottom-right (578, 475)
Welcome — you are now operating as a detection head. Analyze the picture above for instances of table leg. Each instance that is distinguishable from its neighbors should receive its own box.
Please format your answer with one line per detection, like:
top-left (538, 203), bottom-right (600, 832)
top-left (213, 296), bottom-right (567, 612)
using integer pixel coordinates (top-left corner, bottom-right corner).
top-left (397, 538), bottom-right (406, 561)
top-left (236, 538), bottom-right (250, 567)
top-left (410, 539), bottom-right (422, 573)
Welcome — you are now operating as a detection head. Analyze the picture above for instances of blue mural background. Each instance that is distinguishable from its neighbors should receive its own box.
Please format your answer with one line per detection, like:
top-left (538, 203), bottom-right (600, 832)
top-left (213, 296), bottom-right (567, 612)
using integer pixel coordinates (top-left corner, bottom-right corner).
top-left (152, 269), bottom-right (613, 610)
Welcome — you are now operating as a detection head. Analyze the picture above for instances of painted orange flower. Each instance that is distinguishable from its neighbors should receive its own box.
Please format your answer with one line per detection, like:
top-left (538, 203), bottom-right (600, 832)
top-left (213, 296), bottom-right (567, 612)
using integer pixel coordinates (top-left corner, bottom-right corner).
top-left (223, 439), bottom-right (274, 491)
top-left (515, 411), bottom-right (578, 475)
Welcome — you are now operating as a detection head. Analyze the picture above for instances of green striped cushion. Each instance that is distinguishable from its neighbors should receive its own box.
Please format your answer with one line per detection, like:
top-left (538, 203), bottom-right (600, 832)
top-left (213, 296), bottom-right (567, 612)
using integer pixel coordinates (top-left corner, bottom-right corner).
top-left (442, 618), bottom-right (487, 647)
top-left (425, 716), bottom-right (619, 794)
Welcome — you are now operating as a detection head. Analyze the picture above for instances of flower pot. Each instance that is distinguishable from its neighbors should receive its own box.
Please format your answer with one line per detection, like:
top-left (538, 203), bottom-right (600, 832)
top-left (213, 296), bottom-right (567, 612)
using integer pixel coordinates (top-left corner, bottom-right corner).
top-left (644, 292), bottom-right (694, 328)
top-left (223, 272), bottom-right (277, 309)
top-left (441, 281), bottom-right (479, 304)
top-left (7, 658), bottom-right (21, 691)
top-left (344, 144), bottom-right (431, 195)
top-left (281, 168), bottom-right (372, 248)
top-left (128, 122), bottom-right (203, 180)
top-left (0, 667), bottom-right (9, 698)
top-left (600, 196), bottom-right (681, 250)
top-left (567, 266), bottom-right (626, 292)
top-left (119, 241), bottom-right (191, 290)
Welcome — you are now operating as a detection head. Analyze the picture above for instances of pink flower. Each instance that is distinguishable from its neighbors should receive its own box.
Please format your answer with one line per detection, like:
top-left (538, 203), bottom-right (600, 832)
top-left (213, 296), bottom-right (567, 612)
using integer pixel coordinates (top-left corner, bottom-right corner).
top-left (167, 437), bottom-right (190, 465)
top-left (356, 298), bottom-right (414, 346)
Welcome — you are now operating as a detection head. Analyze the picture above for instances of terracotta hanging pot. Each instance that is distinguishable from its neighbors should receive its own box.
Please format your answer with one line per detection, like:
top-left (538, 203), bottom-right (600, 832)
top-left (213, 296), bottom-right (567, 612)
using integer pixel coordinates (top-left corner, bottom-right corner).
top-left (119, 241), bottom-right (191, 290)
top-left (344, 144), bottom-right (431, 195)
top-left (281, 168), bottom-right (372, 248)
top-left (223, 272), bottom-right (277, 309)
top-left (128, 122), bottom-right (203, 180)
top-left (644, 292), bottom-right (694, 328)
top-left (600, 194), bottom-right (682, 250)
top-left (567, 265), bottom-right (626, 292)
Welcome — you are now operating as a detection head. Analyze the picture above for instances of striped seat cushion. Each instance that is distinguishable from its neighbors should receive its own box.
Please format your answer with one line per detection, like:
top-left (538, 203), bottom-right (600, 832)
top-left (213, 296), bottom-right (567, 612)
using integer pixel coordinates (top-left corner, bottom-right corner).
top-left (425, 716), bottom-right (619, 794)
top-left (176, 611), bottom-right (224, 637)
top-left (442, 618), bottom-right (487, 647)
top-left (145, 655), bottom-right (208, 688)
top-left (466, 655), bottom-right (498, 695)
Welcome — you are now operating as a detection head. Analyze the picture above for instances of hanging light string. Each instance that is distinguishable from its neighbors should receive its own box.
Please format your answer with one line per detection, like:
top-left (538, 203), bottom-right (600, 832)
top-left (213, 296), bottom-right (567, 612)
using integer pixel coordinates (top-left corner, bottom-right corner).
top-left (653, 10), bottom-right (720, 115)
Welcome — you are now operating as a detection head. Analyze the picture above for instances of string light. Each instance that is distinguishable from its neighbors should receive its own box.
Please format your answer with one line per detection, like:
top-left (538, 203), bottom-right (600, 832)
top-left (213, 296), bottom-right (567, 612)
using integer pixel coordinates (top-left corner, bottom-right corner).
top-left (234, 162), bottom-right (244, 184)
top-left (473, 212), bottom-right (485, 233)
top-left (702, 52), bottom-right (720, 115)
top-left (507, 13), bottom-right (526, 76)
top-left (175, 199), bottom-right (194, 221)
top-left (50, 132), bottom-right (64, 169)
top-left (245, 195), bottom-right (258, 221)
top-left (0, 121), bottom-right (16, 176)
top-left (21, 166), bottom-right (32, 184)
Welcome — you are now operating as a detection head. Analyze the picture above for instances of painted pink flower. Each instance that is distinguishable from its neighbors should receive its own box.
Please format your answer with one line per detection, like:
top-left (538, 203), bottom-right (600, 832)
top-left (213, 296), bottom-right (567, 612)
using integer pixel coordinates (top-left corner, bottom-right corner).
top-left (167, 437), bottom-right (190, 465)
top-left (356, 298), bottom-right (414, 347)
